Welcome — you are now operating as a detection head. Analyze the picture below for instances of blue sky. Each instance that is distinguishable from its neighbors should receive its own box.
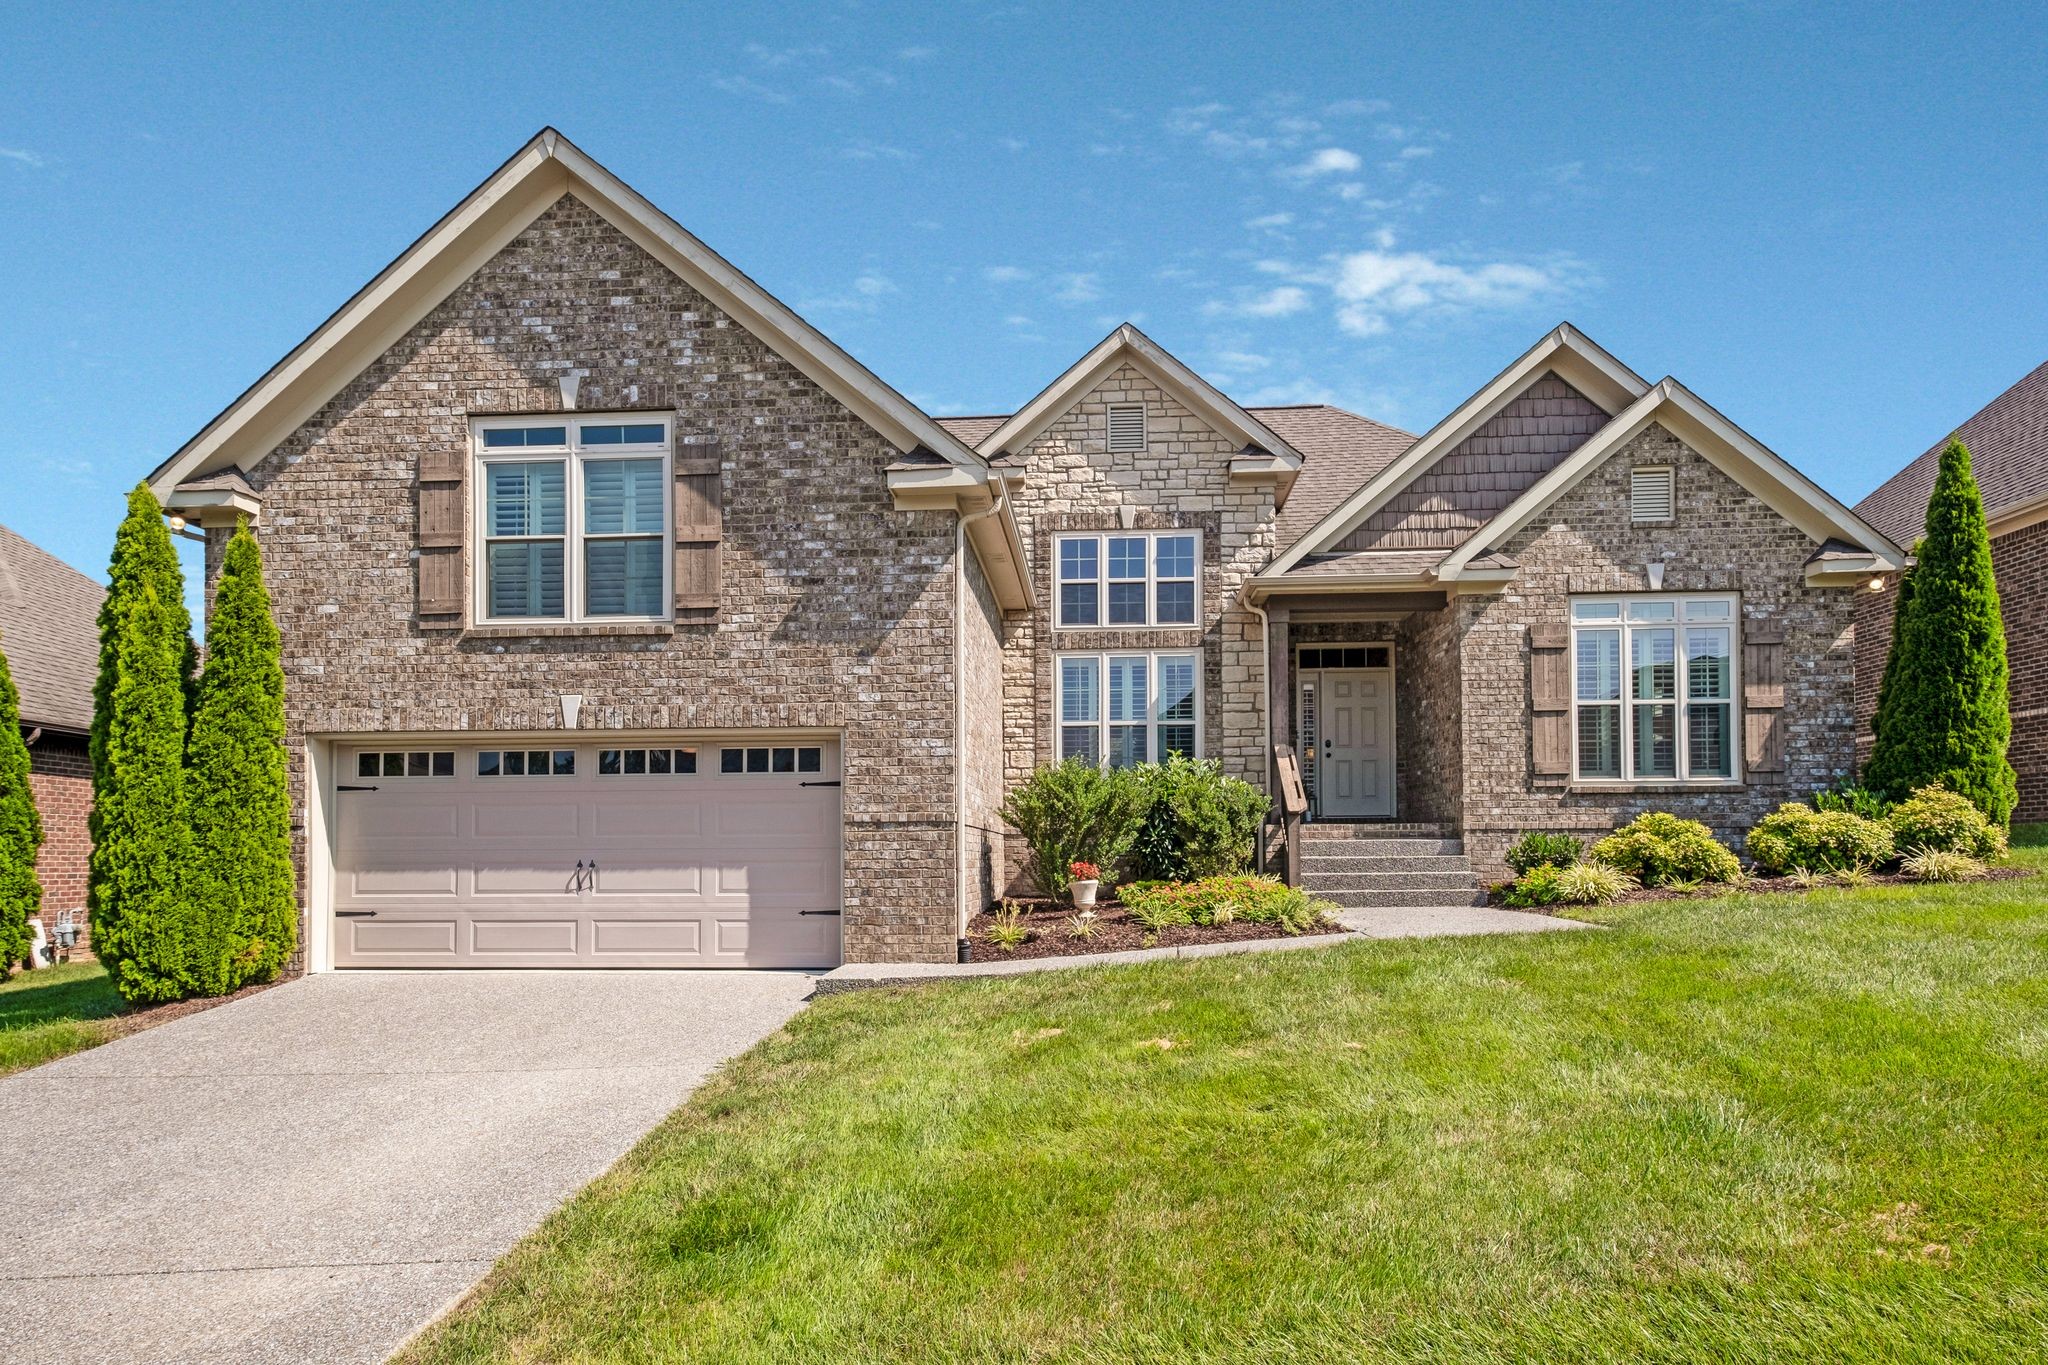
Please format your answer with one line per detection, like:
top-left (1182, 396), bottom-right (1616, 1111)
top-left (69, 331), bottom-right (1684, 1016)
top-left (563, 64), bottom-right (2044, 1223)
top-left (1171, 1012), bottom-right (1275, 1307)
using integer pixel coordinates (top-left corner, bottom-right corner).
top-left (6, 1), bottom-right (2047, 601)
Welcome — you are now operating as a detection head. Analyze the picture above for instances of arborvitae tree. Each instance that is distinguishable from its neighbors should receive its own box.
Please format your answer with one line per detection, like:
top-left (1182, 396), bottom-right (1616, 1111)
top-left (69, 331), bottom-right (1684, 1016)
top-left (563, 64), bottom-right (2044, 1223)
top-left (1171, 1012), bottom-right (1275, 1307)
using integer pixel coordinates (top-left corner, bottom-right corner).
top-left (185, 525), bottom-right (296, 991)
top-left (0, 639), bottom-right (40, 978)
top-left (91, 586), bottom-right (195, 1003)
top-left (1865, 547), bottom-right (1918, 766)
top-left (89, 484), bottom-right (195, 987)
top-left (1863, 438), bottom-right (2017, 823)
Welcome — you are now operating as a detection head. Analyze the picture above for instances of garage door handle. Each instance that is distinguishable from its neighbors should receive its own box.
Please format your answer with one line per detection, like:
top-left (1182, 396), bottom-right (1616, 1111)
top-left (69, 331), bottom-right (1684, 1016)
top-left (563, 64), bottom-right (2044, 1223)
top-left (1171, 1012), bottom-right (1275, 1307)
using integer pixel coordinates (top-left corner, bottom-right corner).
top-left (335, 910), bottom-right (376, 918)
top-left (799, 780), bottom-right (841, 788)
top-left (799, 909), bottom-right (841, 916)
top-left (337, 784), bottom-right (380, 792)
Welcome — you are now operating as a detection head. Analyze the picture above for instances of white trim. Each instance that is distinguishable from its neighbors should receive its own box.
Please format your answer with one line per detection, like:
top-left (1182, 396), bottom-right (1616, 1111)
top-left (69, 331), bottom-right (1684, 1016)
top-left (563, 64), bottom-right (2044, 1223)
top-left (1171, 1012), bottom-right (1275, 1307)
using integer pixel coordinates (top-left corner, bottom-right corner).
top-left (978, 323), bottom-right (1305, 476)
top-left (471, 412), bottom-right (673, 626)
top-left (306, 738), bottom-right (336, 973)
top-left (1568, 594), bottom-right (1741, 786)
top-left (1292, 642), bottom-right (1397, 820)
top-left (1054, 649), bottom-right (1205, 767)
top-left (1436, 379), bottom-right (1906, 581)
top-left (1264, 323), bottom-right (1650, 575)
top-left (1051, 529), bottom-right (1202, 631)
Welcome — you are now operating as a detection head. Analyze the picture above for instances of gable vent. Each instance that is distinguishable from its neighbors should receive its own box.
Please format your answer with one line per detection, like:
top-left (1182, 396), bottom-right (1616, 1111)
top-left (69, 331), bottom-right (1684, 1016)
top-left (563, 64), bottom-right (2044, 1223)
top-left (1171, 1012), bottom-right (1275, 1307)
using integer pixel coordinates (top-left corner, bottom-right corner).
top-left (1631, 466), bottom-right (1674, 523)
top-left (1107, 404), bottom-right (1147, 453)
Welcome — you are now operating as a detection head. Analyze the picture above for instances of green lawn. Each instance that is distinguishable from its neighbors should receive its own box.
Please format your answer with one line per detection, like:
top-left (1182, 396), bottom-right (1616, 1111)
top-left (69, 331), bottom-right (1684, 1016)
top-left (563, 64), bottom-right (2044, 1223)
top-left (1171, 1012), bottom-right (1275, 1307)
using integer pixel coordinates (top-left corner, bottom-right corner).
top-left (406, 851), bottom-right (2048, 1364)
top-left (0, 960), bottom-right (128, 1076)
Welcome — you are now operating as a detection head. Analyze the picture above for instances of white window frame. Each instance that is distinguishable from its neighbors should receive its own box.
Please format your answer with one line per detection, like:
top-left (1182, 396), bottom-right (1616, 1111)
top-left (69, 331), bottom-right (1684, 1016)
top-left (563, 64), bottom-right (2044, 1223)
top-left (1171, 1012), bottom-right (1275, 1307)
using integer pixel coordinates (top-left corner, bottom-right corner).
top-left (472, 413), bottom-right (673, 625)
top-left (1569, 593), bottom-right (1741, 785)
top-left (1052, 530), bottom-right (1201, 630)
top-left (1055, 649), bottom-right (1203, 768)
top-left (1107, 403), bottom-right (1147, 452)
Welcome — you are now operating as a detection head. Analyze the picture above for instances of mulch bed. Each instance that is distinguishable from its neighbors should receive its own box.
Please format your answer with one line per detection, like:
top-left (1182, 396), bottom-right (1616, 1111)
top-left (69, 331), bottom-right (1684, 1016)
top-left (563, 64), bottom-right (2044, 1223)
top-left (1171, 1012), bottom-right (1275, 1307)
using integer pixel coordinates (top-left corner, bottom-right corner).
top-left (965, 900), bottom-right (1319, 962)
top-left (100, 976), bottom-right (286, 1041)
top-left (1487, 865), bottom-right (2036, 908)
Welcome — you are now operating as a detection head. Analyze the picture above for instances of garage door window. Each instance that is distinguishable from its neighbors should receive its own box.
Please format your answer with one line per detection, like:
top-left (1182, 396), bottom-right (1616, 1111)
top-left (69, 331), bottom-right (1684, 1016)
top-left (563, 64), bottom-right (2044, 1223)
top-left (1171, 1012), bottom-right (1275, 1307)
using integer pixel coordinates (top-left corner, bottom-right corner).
top-left (598, 747), bottom-right (700, 776)
top-left (719, 745), bottom-right (824, 774)
top-left (357, 750), bottom-right (455, 778)
top-left (477, 749), bottom-right (577, 777)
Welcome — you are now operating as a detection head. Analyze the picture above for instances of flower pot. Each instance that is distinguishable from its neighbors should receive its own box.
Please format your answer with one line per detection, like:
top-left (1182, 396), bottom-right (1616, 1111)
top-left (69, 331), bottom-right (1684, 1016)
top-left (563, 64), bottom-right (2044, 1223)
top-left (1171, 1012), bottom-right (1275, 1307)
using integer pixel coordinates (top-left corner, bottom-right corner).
top-left (1070, 879), bottom-right (1099, 907)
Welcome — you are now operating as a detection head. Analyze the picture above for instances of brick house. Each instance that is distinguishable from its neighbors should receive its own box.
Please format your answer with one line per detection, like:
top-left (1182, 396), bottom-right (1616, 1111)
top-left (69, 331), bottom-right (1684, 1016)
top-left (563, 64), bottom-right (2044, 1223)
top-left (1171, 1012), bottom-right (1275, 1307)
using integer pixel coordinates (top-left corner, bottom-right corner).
top-left (0, 525), bottom-right (104, 954)
top-left (145, 130), bottom-right (1901, 971)
top-left (1854, 359), bottom-right (2048, 822)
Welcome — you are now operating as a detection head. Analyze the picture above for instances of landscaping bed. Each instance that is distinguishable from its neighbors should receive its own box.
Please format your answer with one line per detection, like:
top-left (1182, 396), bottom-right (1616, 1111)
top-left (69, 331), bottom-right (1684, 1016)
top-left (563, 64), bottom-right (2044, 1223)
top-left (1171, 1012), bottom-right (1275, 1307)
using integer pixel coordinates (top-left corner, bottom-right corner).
top-left (964, 900), bottom-right (1322, 961)
top-left (1490, 862), bottom-right (2035, 907)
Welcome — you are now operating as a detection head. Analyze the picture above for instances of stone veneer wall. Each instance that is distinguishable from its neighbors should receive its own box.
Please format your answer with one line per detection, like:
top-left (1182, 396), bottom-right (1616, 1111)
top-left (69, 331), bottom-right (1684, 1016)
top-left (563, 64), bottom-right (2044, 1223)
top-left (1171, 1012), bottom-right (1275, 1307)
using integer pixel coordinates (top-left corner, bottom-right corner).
top-left (228, 195), bottom-right (966, 965)
top-left (25, 731), bottom-right (92, 950)
top-left (1455, 423), bottom-right (1858, 875)
top-left (960, 542), bottom-right (1007, 915)
top-left (1854, 515), bottom-right (2046, 823)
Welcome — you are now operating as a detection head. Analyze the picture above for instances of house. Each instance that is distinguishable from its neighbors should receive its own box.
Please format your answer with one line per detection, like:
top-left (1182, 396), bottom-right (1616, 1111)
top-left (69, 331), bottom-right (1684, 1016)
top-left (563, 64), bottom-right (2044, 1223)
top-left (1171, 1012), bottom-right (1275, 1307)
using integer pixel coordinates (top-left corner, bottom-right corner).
top-left (1854, 359), bottom-right (2048, 822)
top-left (0, 525), bottom-right (105, 952)
top-left (145, 129), bottom-right (1901, 971)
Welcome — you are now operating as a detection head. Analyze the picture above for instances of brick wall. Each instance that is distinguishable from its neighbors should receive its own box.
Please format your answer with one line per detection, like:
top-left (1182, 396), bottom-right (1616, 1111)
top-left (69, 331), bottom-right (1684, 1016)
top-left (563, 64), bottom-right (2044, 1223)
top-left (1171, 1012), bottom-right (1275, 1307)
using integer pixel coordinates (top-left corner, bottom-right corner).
top-left (229, 195), bottom-right (967, 965)
top-left (1854, 514), bottom-right (2047, 823)
top-left (1457, 423), bottom-right (1858, 874)
top-left (960, 541), bottom-right (1007, 916)
top-left (24, 730), bottom-right (91, 952)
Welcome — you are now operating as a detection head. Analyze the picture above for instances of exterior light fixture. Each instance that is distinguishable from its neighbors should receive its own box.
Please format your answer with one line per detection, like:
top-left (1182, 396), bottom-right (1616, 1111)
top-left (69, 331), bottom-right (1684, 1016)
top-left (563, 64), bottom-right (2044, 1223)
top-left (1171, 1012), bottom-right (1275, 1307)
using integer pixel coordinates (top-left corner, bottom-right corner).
top-left (167, 514), bottom-right (187, 531)
top-left (1868, 576), bottom-right (1887, 592)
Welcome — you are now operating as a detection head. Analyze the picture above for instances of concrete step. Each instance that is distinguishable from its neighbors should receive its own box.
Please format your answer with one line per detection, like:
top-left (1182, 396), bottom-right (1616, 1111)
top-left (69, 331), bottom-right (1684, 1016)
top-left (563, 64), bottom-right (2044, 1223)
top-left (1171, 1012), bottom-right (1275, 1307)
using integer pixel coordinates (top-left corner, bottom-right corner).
top-left (1304, 871), bottom-right (1485, 894)
top-left (1299, 837), bottom-right (1465, 856)
top-left (1315, 887), bottom-right (1491, 909)
top-left (1303, 853), bottom-right (1473, 875)
top-left (1304, 821), bottom-right (1452, 839)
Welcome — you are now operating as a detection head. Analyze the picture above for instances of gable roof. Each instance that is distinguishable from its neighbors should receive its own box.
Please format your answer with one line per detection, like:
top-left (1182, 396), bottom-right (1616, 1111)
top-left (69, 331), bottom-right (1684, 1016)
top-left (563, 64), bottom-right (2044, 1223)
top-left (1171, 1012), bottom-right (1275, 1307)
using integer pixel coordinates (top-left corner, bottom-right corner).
top-left (147, 128), bottom-right (992, 496)
top-left (1856, 355), bottom-right (2048, 543)
top-left (1433, 377), bottom-right (1905, 582)
top-left (0, 526), bottom-right (105, 734)
top-left (1267, 323), bottom-right (1650, 575)
top-left (972, 324), bottom-right (1306, 484)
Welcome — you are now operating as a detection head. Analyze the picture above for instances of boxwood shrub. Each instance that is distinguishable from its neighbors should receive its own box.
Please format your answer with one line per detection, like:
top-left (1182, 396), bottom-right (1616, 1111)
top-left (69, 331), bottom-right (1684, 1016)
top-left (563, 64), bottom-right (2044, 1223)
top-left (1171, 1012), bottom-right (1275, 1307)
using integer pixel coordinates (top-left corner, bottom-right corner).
top-left (1887, 783), bottom-right (2008, 861)
top-left (1590, 812), bottom-right (1741, 886)
top-left (1745, 803), bottom-right (1895, 874)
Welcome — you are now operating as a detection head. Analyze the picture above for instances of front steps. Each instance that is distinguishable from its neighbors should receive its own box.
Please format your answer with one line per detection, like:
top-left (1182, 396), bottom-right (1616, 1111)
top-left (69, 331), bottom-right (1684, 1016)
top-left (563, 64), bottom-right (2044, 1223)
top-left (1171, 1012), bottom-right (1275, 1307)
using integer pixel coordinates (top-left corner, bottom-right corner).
top-left (1300, 821), bottom-right (1488, 909)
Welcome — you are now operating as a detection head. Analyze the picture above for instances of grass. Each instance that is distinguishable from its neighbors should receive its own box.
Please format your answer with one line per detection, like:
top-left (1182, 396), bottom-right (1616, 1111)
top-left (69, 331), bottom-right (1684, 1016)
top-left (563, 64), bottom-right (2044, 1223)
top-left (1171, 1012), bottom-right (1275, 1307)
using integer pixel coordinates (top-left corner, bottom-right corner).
top-left (0, 960), bottom-right (128, 1076)
top-left (405, 851), bottom-right (2048, 1363)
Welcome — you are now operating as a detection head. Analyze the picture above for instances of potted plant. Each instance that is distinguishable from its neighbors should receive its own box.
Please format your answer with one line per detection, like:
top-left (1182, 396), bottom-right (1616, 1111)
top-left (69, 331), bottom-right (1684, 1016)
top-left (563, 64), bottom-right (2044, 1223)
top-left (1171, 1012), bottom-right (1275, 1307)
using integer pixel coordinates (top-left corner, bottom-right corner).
top-left (1068, 861), bottom-right (1101, 907)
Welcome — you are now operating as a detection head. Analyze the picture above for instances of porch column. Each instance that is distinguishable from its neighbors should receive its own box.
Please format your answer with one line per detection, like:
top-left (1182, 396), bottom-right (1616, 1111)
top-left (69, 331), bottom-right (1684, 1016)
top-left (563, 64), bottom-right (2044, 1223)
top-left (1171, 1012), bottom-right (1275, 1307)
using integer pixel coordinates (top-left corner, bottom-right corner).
top-left (1265, 603), bottom-right (1292, 776)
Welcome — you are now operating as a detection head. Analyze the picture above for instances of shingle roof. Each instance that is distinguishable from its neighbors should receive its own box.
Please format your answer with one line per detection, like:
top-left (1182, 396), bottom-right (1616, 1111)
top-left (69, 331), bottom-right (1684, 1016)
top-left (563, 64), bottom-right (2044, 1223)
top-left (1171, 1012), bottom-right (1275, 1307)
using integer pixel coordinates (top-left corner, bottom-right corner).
top-left (935, 404), bottom-right (1416, 552)
top-left (0, 526), bottom-right (105, 734)
top-left (1280, 549), bottom-right (1448, 580)
top-left (1856, 356), bottom-right (2048, 544)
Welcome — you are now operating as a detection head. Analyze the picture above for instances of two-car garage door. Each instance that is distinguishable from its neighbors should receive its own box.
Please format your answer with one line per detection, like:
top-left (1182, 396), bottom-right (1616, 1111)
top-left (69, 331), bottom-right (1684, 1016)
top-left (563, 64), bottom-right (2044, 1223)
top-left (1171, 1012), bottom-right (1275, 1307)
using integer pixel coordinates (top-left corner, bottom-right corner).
top-left (332, 738), bottom-right (842, 969)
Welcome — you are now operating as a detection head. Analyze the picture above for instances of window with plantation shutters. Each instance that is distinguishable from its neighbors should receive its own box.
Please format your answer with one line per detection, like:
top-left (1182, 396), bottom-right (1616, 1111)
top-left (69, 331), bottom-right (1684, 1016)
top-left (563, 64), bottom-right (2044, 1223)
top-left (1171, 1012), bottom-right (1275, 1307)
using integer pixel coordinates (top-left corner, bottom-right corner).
top-left (1630, 466), bottom-right (1674, 523)
top-left (469, 415), bottom-right (678, 624)
top-left (1106, 403), bottom-right (1147, 453)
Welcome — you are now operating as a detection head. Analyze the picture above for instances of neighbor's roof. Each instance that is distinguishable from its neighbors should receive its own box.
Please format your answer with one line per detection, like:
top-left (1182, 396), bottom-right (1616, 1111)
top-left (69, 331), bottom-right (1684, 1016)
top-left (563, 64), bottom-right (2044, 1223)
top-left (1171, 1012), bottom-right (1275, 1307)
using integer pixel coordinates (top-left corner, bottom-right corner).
top-left (933, 404), bottom-right (1415, 552)
top-left (1856, 356), bottom-right (2048, 544)
top-left (0, 526), bottom-right (104, 734)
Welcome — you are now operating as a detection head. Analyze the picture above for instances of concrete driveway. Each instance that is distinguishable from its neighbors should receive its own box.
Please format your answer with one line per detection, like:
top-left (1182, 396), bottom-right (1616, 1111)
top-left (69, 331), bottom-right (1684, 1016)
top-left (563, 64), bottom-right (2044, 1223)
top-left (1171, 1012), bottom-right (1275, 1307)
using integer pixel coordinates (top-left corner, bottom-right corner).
top-left (0, 970), bottom-right (813, 1364)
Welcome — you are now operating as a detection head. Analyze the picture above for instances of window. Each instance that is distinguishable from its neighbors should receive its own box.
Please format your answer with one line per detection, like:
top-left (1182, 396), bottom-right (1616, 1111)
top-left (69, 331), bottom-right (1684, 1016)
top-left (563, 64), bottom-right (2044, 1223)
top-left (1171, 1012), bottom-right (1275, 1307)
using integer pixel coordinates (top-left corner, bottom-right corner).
top-left (597, 747), bottom-right (698, 776)
top-left (357, 750), bottom-right (455, 779)
top-left (475, 416), bottom-right (671, 622)
top-left (718, 746), bottom-right (824, 774)
top-left (1571, 596), bottom-right (1736, 782)
top-left (477, 749), bottom-right (576, 777)
top-left (1630, 466), bottom-right (1674, 523)
top-left (1298, 646), bottom-right (1391, 670)
top-left (1107, 404), bottom-right (1147, 452)
top-left (1057, 651), bottom-right (1200, 767)
top-left (1054, 531), bottom-right (1199, 628)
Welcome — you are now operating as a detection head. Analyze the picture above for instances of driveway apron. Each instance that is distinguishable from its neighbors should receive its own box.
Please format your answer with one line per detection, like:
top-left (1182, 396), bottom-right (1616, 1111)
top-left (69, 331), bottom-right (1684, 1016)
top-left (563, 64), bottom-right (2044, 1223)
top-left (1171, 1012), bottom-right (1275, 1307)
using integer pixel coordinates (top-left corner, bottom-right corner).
top-left (0, 970), bottom-right (813, 1364)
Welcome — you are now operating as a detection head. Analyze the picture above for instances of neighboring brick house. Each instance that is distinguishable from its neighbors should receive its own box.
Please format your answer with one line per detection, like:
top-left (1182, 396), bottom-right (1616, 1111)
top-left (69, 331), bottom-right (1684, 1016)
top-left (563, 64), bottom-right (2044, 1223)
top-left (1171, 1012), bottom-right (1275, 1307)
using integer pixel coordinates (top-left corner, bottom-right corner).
top-left (0, 525), bottom-right (104, 954)
top-left (145, 130), bottom-right (1901, 971)
top-left (1854, 359), bottom-right (2048, 823)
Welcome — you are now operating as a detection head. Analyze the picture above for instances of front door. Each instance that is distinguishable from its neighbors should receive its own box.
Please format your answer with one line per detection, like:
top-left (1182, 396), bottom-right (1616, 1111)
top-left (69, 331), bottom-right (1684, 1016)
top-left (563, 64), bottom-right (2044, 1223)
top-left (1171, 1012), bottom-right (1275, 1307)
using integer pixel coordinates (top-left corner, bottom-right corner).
top-left (1298, 652), bottom-right (1394, 819)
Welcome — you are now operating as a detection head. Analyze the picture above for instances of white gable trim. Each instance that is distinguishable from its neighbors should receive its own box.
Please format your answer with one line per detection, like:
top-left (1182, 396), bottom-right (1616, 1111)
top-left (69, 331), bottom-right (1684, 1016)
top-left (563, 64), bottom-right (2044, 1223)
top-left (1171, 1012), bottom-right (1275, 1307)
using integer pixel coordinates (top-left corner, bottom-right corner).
top-left (148, 128), bottom-right (990, 498)
top-left (1261, 323), bottom-right (1649, 577)
top-left (977, 324), bottom-right (1305, 477)
top-left (1435, 378), bottom-right (1906, 581)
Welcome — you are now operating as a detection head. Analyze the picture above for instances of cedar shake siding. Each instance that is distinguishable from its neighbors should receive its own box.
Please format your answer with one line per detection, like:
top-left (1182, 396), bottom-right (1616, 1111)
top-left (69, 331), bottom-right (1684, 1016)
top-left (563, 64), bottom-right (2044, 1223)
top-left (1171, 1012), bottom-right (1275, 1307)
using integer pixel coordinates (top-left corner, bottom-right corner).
top-left (223, 195), bottom-right (972, 964)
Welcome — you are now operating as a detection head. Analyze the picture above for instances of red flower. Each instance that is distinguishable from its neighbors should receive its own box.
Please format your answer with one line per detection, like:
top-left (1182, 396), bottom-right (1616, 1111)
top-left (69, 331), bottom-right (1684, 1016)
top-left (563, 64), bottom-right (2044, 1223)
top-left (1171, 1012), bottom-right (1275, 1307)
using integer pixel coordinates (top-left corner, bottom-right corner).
top-left (1068, 861), bottom-right (1100, 881)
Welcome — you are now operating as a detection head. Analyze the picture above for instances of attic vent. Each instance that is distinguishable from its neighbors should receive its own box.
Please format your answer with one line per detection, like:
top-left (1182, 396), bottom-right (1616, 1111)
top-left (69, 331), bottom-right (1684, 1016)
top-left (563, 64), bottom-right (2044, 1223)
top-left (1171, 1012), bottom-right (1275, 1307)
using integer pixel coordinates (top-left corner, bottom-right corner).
top-left (1631, 466), bottom-right (1674, 523)
top-left (1107, 404), bottom-right (1147, 453)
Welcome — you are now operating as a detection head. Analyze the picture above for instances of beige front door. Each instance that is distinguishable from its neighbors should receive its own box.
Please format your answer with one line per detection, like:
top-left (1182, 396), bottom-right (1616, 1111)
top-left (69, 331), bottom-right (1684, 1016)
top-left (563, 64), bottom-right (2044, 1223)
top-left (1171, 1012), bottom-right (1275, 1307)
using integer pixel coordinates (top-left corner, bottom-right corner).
top-left (1301, 664), bottom-right (1394, 819)
top-left (332, 738), bottom-right (842, 969)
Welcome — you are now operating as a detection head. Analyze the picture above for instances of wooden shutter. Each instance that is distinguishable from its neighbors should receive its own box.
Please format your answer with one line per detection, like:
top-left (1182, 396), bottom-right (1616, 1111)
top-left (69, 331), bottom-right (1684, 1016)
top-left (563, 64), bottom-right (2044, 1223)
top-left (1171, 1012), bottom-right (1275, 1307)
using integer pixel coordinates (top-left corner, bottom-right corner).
top-left (1743, 624), bottom-right (1786, 774)
top-left (674, 442), bottom-right (723, 622)
top-left (1530, 623), bottom-right (1571, 777)
top-left (417, 450), bottom-right (464, 622)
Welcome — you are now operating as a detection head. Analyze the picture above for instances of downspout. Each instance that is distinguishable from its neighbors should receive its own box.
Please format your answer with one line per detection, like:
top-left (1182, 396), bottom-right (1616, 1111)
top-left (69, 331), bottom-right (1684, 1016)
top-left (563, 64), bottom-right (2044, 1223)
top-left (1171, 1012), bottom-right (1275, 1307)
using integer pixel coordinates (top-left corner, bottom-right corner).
top-left (956, 474), bottom-right (1011, 947)
top-left (1242, 588), bottom-right (1275, 873)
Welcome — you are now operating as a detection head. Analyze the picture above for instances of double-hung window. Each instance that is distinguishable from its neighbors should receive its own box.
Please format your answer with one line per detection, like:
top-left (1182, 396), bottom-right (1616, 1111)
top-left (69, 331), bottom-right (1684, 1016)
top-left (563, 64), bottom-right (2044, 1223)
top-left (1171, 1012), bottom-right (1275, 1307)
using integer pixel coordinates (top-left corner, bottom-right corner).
top-left (1054, 531), bottom-right (1199, 628)
top-left (1057, 651), bottom-right (1200, 767)
top-left (475, 416), bottom-right (671, 623)
top-left (1571, 595), bottom-right (1737, 782)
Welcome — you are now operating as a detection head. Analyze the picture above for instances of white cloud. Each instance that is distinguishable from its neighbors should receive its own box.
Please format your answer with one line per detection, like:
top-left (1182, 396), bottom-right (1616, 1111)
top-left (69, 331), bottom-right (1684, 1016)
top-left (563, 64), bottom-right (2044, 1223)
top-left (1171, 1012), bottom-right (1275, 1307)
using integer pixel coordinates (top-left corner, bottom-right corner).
top-left (821, 67), bottom-right (898, 96)
top-left (983, 265), bottom-right (1032, 283)
top-left (1000, 136), bottom-right (1028, 152)
top-left (745, 42), bottom-right (827, 67)
top-left (1003, 314), bottom-right (1034, 327)
top-left (1245, 212), bottom-right (1294, 231)
top-left (1329, 247), bottom-right (1576, 336)
top-left (1053, 272), bottom-right (1103, 304)
top-left (1212, 350), bottom-right (1271, 371)
top-left (839, 139), bottom-right (916, 161)
top-left (0, 147), bottom-right (46, 168)
top-left (898, 45), bottom-right (938, 60)
top-left (853, 273), bottom-right (897, 297)
top-left (1287, 147), bottom-right (1362, 178)
top-left (1398, 145), bottom-right (1435, 160)
top-left (711, 75), bottom-right (789, 103)
top-left (1242, 378), bottom-right (1340, 406)
top-left (1323, 98), bottom-right (1390, 117)
top-left (1204, 285), bottom-right (1310, 319)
